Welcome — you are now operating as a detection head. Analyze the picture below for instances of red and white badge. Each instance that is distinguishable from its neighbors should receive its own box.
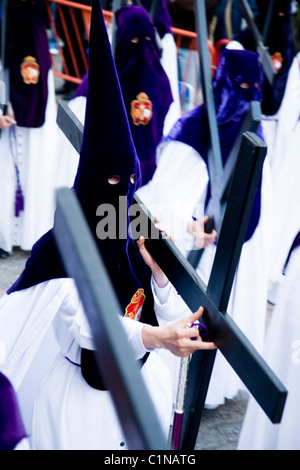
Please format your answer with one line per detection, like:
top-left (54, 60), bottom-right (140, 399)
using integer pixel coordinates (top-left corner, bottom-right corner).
top-left (124, 288), bottom-right (146, 321)
top-left (21, 56), bottom-right (40, 84)
top-left (131, 92), bottom-right (153, 126)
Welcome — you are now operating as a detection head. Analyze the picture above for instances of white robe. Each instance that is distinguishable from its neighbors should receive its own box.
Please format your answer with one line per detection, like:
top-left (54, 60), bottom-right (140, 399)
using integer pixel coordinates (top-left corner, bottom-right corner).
top-left (261, 57), bottom-right (300, 303)
top-left (0, 277), bottom-right (190, 450)
top-left (0, 70), bottom-right (73, 253)
top-left (138, 136), bottom-right (273, 408)
top-left (238, 243), bottom-right (300, 450)
top-left (54, 95), bottom-right (85, 187)
top-left (160, 32), bottom-right (182, 135)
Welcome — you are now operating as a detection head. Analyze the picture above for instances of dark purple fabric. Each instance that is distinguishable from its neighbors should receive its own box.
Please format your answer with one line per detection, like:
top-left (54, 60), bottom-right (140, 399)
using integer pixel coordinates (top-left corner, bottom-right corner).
top-left (162, 48), bottom-right (264, 241)
top-left (213, 49), bottom-right (263, 125)
top-left (0, 373), bottom-right (27, 450)
top-left (74, 72), bottom-right (88, 98)
top-left (115, 5), bottom-right (173, 185)
top-left (6, 0), bottom-right (51, 128)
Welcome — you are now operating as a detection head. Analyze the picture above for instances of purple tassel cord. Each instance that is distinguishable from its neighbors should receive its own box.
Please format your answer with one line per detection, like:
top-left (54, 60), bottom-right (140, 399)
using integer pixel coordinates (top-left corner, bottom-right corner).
top-left (14, 177), bottom-right (25, 217)
top-left (9, 126), bottom-right (25, 217)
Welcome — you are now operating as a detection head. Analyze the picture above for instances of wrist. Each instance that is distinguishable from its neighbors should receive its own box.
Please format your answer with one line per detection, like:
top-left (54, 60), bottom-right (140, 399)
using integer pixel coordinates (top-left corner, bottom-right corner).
top-left (142, 325), bottom-right (164, 350)
top-left (152, 269), bottom-right (169, 289)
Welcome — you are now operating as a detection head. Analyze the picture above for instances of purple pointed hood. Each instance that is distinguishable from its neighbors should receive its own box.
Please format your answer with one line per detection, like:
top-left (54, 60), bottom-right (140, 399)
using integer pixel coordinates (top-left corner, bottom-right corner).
top-left (0, 373), bottom-right (27, 450)
top-left (162, 48), bottom-right (264, 241)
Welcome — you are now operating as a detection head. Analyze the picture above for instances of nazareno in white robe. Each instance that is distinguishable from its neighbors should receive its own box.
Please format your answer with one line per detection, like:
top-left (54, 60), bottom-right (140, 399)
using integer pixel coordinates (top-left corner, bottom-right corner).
top-left (238, 242), bottom-right (300, 450)
top-left (261, 57), bottom-right (300, 304)
top-left (0, 69), bottom-right (74, 254)
top-left (0, 276), bottom-right (190, 450)
top-left (138, 135), bottom-right (273, 408)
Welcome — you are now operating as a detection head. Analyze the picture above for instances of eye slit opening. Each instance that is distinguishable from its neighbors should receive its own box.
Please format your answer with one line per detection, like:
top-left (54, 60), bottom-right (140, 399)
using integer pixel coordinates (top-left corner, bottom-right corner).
top-left (131, 36), bottom-right (140, 44)
top-left (254, 82), bottom-right (260, 89)
top-left (130, 174), bottom-right (136, 184)
top-left (145, 35), bottom-right (152, 41)
top-left (108, 175), bottom-right (121, 185)
top-left (240, 82), bottom-right (250, 89)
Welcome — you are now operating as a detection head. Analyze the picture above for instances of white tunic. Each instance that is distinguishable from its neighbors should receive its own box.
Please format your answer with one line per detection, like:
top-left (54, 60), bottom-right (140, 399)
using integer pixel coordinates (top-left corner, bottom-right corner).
top-left (0, 277), bottom-right (190, 450)
top-left (160, 32), bottom-right (182, 135)
top-left (138, 136), bottom-right (273, 408)
top-left (0, 71), bottom-right (73, 253)
top-left (261, 58), bottom-right (300, 303)
top-left (238, 243), bottom-right (300, 450)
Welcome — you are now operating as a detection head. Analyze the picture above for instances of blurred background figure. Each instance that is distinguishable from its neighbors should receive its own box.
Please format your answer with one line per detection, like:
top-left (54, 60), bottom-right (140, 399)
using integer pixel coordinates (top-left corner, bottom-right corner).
top-left (0, 0), bottom-right (60, 259)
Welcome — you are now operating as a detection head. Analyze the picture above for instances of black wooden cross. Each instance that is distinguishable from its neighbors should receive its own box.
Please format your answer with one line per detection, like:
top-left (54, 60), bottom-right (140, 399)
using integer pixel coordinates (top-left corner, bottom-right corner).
top-left (56, 100), bottom-right (287, 450)
top-left (136, 133), bottom-right (287, 449)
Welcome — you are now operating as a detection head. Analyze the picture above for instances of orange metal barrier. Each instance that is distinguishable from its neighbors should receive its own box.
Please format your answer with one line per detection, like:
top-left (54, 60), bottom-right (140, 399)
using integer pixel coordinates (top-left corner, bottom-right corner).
top-left (172, 26), bottom-right (216, 74)
top-left (45, 0), bottom-right (216, 106)
top-left (46, 0), bottom-right (92, 84)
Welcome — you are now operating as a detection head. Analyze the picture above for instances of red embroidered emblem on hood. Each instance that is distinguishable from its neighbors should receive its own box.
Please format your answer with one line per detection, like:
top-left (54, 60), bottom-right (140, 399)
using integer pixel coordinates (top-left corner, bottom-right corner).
top-left (21, 56), bottom-right (40, 84)
top-left (131, 92), bottom-right (153, 126)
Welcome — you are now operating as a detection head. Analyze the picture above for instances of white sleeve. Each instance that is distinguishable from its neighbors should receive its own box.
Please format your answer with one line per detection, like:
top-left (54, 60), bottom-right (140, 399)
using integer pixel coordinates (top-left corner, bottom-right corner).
top-left (137, 140), bottom-right (209, 256)
top-left (56, 285), bottom-right (150, 361)
top-left (151, 277), bottom-right (191, 327)
top-left (73, 307), bottom-right (150, 361)
top-left (57, 277), bottom-right (191, 363)
top-left (160, 33), bottom-right (182, 136)
top-left (120, 317), bottom-right (149, 359)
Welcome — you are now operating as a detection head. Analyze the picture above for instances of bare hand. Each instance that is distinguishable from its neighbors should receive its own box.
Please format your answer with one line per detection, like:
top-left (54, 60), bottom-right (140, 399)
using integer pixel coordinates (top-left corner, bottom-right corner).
top-left (187, 216), bottom-right (217, 249)
top-left (137, 218), bottom-right (174, 288)
top-left (0, 115), bottom-right (16, 129)
top-left (142, 306), bottom-right (216, 357)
